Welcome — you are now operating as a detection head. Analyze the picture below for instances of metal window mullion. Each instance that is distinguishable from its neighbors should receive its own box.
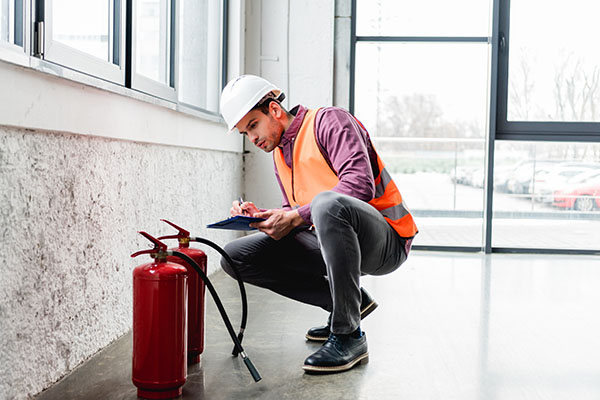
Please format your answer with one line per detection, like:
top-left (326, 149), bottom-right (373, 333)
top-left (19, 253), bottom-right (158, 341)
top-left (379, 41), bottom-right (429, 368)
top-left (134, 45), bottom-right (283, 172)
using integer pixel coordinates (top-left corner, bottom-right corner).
top-left (495, 132), bottom-right (600, 142)
top-left (484, 0), bottom-right (502, 254)
top-left (125, 0), bottom-right (132, 87)
top-left (356, 36), bottom-right (490, 43)
top-left (158, 0), bottom-right (168, 85)
top-left (169, 0), bottom-right (176, 88)
top-left (221, 0), bottom-right (228, 90)
top-left (108, 0), bottom-right (114, 63)
top-left (113, 0), bottom-right (122, 65)
top-left (500, 121), bottom-right (600, 135)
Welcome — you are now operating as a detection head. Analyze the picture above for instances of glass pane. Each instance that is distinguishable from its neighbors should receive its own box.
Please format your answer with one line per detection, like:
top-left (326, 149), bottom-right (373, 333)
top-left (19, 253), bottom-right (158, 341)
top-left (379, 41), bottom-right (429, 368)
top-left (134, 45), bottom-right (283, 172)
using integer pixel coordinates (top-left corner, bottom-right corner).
top-left (136, 0), bottom-right (170, 84)
top-left (493, 141), bottom-right (600, 250)
top-left (355, 43), bottom-right (489, 247)
top-left (1, 0), bottom-right (12, 42)
top-left (178, 0), bottom-right (221, 111)
top-left (14, 0), bottom-right (22, 47)
top-left (356, 0), bottom-right (490, 37)
top-left (507, 0), bottom-right (600, 122)
top-left (53, 0), bottom-right (110, 61)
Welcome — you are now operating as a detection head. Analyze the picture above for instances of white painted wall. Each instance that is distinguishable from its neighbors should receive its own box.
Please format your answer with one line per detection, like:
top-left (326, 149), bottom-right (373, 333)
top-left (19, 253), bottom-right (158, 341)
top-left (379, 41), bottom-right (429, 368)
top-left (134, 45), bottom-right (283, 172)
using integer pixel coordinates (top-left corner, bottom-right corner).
top-left (242, 0), bottom-right (335, 209)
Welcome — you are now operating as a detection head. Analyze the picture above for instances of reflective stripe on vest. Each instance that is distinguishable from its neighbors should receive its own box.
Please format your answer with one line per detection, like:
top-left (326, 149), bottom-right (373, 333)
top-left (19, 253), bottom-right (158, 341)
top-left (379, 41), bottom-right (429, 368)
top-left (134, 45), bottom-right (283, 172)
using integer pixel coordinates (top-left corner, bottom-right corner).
top-left (273, 108), bottom-right (418, 239)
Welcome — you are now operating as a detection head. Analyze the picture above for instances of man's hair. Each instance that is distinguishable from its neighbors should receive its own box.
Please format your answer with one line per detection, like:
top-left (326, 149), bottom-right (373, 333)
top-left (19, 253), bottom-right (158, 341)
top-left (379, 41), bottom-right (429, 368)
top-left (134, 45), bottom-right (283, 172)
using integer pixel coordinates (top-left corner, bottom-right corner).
top-left (251, 91), bottom-right (287, 115)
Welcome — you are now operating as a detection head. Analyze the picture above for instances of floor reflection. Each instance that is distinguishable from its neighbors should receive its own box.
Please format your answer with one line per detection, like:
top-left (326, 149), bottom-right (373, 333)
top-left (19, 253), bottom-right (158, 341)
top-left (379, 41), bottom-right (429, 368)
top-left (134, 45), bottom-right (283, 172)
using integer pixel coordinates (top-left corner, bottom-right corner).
top-left (36, 252), bottom-right (600, 400)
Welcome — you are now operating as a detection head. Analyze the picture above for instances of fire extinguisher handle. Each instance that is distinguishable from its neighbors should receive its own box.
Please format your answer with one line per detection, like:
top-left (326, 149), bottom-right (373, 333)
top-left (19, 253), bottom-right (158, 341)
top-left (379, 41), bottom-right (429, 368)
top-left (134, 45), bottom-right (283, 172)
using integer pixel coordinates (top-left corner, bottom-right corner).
top-left (130, 249), bottom-right (156, 258)
top-left (130, 232), bottom-right (168, 257)
top-left (156, 234), bottom-right (182, 240)
top-left (160, 219), bottom-right (190, 237)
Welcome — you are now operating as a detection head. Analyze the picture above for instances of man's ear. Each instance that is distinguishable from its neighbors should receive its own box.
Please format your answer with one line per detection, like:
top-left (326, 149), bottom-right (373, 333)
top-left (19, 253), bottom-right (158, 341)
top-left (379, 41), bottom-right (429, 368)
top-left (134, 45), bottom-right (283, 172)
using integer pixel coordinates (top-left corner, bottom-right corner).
top-left (269, 101), bottom-right (282, 119)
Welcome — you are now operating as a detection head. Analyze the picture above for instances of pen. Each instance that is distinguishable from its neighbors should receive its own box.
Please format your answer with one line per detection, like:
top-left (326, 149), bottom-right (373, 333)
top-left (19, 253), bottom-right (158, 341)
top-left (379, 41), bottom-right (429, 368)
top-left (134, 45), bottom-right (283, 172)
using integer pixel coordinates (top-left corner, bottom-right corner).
top-left (238, 197), bottom-right (248, 215)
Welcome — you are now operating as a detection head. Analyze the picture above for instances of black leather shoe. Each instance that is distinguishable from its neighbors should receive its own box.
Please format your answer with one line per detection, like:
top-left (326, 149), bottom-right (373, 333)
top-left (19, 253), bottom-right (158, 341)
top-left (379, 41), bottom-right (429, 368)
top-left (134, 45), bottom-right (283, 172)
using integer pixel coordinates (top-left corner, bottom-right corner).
top-left (303, 332), bottom-right (369, 373)
top-left (305, 287), bottom-right (378, 341)
top-left (359, 287), bottom-right (378, 320)
top-left (305, 324), bottom-right (330, 341)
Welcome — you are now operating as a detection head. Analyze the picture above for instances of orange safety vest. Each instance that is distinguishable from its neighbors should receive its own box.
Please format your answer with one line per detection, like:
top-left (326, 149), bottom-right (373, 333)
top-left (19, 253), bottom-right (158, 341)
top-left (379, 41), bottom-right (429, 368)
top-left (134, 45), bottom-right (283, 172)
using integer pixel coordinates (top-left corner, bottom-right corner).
top-left (273, 108), bottom-right (418, 239)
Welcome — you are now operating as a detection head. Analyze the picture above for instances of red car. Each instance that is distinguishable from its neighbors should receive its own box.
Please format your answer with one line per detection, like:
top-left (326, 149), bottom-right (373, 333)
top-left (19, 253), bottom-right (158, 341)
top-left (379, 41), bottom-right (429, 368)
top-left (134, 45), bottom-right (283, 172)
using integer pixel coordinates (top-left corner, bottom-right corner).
top-left (553, 172), bottom-right (600, 211)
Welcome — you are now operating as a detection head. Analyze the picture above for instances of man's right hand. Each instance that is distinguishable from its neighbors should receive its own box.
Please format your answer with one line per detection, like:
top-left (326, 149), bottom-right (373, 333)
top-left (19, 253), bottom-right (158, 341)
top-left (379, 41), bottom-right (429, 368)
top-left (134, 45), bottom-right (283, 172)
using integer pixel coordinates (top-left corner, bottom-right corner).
top-left (230, 200), bottom-right (260, 217)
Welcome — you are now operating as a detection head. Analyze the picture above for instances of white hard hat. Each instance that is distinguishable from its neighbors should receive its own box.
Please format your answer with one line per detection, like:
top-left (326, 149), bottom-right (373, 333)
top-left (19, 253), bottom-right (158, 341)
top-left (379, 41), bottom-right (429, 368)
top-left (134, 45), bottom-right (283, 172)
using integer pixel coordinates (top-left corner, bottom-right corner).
top-left (220, 75), bottom-right (283, 132)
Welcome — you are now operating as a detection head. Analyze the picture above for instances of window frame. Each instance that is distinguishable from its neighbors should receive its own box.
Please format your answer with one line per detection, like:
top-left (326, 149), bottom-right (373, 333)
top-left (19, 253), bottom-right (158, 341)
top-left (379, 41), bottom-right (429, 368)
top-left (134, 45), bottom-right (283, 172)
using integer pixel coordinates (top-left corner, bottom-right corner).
top-left (0, 0), bottom-right (26, 51)
top-left (129, 0), bottom-right (177, 101)
top-left (1, 0), bottom-right (228, 121)
top-left (42, 0), bottom-right (126, 85)
top-left (495, 0), bottom-right (600, 143)
top-left (350, 0), bottom-right (600, 255)
top-left (176, 0), bottom-right (223, 114)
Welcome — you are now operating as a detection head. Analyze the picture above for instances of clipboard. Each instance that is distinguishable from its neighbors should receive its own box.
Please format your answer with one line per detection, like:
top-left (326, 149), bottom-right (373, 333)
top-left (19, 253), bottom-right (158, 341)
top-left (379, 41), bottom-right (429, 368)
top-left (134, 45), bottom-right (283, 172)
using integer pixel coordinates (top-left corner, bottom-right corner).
top-left (206, 215), bottom-right (266, 231)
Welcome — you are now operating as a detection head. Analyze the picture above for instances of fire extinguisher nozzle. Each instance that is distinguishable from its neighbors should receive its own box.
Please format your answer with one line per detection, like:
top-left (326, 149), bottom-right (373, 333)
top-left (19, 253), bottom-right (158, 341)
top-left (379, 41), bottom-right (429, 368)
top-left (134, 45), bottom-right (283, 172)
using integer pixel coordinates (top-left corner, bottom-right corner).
top-left (242, 355), bottom-right (262, 382)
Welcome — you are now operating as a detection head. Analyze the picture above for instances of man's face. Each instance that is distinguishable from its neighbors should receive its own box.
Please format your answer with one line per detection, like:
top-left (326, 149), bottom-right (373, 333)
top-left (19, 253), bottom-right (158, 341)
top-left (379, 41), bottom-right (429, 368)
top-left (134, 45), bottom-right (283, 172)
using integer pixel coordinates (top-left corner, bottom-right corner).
top-left (235, 104), bottom-right (284, 153)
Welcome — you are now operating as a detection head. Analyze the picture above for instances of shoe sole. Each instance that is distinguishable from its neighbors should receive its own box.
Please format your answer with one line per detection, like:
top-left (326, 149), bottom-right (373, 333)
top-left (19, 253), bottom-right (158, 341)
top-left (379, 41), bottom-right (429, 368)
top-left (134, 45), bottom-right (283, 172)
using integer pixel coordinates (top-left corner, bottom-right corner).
top-left (302, 352), bottom-right (369, 373)
top-left (305, 332), bottom-right (327, 341)
top-left (360, 300), bottom-right (378, 320)
top-left (305, 301), bottom-right (379, 342)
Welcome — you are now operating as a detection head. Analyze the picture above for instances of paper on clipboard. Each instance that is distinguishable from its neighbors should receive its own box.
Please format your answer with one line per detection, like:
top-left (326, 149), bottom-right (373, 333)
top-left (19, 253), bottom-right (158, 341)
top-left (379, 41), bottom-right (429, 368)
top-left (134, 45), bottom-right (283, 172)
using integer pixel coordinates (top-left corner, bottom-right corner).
top-left (206, 215), bottom-right (266, 231)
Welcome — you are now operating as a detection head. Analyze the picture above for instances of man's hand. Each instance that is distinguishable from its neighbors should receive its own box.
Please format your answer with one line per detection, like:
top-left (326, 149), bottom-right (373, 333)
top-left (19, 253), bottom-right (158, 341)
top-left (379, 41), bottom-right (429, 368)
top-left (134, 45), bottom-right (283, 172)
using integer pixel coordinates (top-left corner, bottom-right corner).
top-left (250, 209), bottom-right (305, 240)
top-left (230, 200), bottom-right (260, 217)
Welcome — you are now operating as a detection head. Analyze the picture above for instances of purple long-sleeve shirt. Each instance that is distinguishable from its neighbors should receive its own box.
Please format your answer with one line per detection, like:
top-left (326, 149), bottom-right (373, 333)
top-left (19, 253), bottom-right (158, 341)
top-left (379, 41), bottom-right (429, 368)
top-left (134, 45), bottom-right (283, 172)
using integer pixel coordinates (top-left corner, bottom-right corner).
top-left (274, 105), bottom-right (377, 224)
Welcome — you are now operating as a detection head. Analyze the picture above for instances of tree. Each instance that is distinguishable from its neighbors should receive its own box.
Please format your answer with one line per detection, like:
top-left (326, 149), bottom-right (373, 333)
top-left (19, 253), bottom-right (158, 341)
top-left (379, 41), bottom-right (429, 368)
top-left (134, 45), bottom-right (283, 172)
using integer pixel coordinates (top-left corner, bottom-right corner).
top-left (554, 54), bottom-right (600, 122)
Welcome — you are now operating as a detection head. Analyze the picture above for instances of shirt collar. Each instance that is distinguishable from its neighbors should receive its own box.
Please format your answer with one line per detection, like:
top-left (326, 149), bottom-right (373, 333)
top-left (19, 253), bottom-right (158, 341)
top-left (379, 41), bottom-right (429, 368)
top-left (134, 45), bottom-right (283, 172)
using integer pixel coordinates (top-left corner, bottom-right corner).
top-left (279, 105), bottom-right (306, 147)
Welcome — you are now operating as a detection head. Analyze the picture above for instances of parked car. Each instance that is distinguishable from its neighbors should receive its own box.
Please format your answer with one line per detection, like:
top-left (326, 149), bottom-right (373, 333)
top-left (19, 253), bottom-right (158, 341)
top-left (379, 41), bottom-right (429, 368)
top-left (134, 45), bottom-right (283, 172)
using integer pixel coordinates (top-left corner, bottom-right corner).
top-left (494, 164), bottom-right (520, 192)
top-left (552, 171), bottom-right (600, 211)
top-left (532, 164), bottom-right (599, 203)
top-left (454, 166), bottom-right (484, 187)
top-left (505, 161), bottom-right (559, 195)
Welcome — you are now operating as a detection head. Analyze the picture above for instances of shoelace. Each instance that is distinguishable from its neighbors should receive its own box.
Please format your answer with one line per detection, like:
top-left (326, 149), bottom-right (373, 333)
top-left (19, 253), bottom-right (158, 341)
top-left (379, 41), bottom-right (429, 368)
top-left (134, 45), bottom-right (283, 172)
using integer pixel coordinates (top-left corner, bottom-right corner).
top-left (325, 334), bottom-right (344, 352)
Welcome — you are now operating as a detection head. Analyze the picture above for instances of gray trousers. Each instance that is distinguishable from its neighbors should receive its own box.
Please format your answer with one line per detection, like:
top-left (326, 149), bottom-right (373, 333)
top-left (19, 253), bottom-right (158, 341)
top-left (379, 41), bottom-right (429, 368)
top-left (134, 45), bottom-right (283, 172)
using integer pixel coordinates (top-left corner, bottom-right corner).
top-left (221, 191), bottom-right (409, 334)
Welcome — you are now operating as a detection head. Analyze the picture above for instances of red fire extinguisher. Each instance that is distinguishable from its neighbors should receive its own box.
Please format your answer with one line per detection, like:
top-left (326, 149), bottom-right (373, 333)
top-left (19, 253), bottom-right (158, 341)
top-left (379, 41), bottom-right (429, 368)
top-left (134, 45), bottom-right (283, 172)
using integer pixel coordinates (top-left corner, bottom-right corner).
top-left (131, 232), bottom-right (188, 399)
top-left (158, 219), bottom-right (207, 365)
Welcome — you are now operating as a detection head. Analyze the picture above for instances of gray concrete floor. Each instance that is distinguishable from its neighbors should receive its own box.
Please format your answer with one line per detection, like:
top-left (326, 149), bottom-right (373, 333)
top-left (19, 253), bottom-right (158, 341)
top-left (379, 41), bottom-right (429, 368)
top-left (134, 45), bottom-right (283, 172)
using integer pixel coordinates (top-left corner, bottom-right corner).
top-left (35, 251), bottom-right (600, 400)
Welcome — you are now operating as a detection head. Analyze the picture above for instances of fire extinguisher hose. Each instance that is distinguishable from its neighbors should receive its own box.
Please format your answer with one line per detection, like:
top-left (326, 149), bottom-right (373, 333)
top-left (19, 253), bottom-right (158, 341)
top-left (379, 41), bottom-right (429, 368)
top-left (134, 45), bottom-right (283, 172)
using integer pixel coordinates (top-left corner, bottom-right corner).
top-left (190, 237), bottom-right (247, 357)
top-left (170, 250), bottom-right (262, 383)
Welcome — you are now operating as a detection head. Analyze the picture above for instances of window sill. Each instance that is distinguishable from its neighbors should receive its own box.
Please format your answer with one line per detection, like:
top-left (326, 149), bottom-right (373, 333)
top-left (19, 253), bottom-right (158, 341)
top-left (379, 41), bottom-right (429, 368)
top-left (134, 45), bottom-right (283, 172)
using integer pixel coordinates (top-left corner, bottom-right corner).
top-left (0, 49), bottom-right (241, 153)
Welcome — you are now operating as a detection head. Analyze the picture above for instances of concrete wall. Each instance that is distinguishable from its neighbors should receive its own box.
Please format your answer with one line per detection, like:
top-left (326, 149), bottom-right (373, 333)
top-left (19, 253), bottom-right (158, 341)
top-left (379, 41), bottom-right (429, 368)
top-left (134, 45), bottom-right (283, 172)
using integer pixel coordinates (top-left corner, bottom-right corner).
top-left (242, 0), bottom-right (335, 209)
top-left (0, 60), bottom-right (243, 398)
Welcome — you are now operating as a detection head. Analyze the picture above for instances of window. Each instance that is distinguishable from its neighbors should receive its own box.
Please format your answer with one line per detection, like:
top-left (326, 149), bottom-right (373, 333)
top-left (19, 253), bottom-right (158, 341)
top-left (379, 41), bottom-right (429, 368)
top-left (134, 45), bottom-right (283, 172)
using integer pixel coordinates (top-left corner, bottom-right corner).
top-left (356, 0), bottom-right (489, 37)
top-left (497, 0), bottom-right (600, 141)
top-left (45, 0), bottom-right (125, 84)
top-left (1, 0), bottom-right (226, 117)
top-left (352, 0), bottom-right (600, 253)
top-left (177, 0), bottom-right (222, 112)
top-left (493, 141), bottom-right (600, 251)
top-left (131, 0), bottom-right (174, 98)
top-left (129, 0), bottom-right (223, 109)
top-left (353, 0), bottom-right (491, 249)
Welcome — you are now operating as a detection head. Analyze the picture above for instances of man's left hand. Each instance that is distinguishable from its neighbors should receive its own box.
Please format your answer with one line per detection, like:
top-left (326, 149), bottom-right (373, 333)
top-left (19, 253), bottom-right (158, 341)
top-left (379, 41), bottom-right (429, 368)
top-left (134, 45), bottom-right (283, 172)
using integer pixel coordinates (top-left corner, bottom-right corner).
top-left (250, 209), bottom-right (305, 240)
